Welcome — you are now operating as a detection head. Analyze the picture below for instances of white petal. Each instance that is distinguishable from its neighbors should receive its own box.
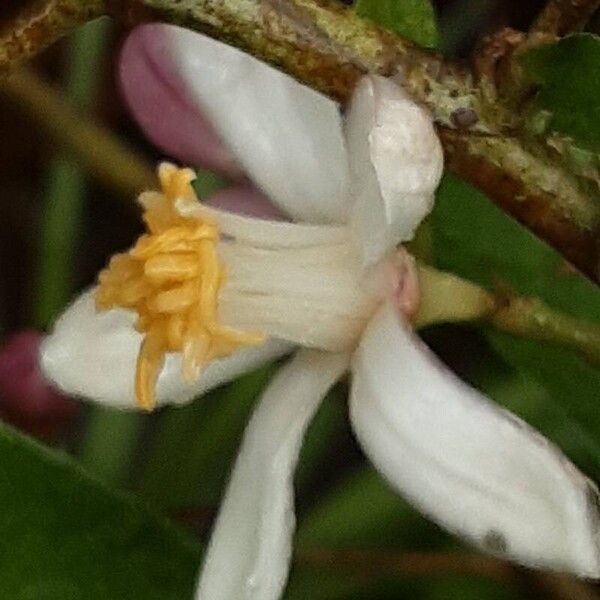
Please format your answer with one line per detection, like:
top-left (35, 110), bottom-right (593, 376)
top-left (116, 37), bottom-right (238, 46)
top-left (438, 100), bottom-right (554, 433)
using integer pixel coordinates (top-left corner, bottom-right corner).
top-left (179, 202), bottom-right (350, 249)
top-left (196, 349), bottom-right (348, 600)
top-left (350, 304), bottom-right (600, 576)
top-left (40, 289), bottom-right (293, 409)
top-left (345, 75), bottom-right (444, 265)
top-left (166, 25), bottom-right (350, 224)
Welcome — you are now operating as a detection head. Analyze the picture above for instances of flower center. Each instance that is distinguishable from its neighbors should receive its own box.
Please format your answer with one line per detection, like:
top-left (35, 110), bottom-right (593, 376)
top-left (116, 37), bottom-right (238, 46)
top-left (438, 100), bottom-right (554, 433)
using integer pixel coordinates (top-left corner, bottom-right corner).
top-left (95, 164), bottom-right (264, 411)
top-left (95, 164), bottom-right (417, 411)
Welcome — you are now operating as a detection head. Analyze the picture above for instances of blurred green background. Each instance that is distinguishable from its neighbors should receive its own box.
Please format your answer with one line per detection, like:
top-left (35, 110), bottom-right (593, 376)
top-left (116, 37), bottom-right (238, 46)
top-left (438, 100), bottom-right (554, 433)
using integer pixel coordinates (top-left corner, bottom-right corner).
top-left (0, 0), bottom-right (599, 599)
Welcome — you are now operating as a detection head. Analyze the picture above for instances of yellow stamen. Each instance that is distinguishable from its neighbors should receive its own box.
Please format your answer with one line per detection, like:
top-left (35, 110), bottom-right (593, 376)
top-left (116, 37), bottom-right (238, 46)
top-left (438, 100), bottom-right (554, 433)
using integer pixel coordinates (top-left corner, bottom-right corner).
top-left (96, 163), bottom-right (265, 411)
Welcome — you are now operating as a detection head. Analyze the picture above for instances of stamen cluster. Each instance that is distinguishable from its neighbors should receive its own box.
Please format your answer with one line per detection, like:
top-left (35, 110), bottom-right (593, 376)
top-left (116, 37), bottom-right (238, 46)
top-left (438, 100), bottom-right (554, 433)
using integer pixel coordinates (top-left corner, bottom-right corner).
top-left (96, 164), bottom-right (264, 410)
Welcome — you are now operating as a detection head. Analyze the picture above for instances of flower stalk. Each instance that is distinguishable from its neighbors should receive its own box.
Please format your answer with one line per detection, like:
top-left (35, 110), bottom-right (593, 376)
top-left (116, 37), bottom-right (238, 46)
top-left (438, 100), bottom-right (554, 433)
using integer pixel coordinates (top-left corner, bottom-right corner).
top-left (296, 548), bottom-right (600, 599)
top-left (416, 266), bottom-right (600, 368)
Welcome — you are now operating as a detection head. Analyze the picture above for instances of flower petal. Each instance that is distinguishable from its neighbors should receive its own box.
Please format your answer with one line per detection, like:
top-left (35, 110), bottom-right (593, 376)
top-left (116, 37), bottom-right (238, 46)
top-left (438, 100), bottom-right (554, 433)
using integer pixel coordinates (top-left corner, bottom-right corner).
top-left (206, 185), bottom-right (286, 221)
top-left (119, 25), bottom-right (238, 175)
top-left (40, 290), bottom-right (293, 409)
top-left (345, 75), bottom-right (444, 265)
top-left (180, 201), bottom-right (350, 249)
top-left (165, 24), bottom-right (350, 224)
top-left (350, 303), bottom-right (600, 576)
top-left (196, 349), bottom-right (348, 600)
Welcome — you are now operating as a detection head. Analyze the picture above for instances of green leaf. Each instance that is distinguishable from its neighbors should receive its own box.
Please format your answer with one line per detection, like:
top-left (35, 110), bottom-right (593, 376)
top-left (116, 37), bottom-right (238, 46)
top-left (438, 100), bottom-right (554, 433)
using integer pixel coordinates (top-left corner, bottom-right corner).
top-left (290, 467), bottom-right (512, 599)
top-left (355, 0), bottom-right (438, 49)
top-left (0, 423), bottom-right (200, 599)
top-left (296, 387), bottom-right (347, 498)
top-left (431, 174), bottom-right (600, 469)
top-left (432, 174), bottom-right (600, 319)
top-left (289, 468), bottom-right (446, 600)
top-left (486, 336), bottom-right (600, 477)
top-left (192, 169), bottom-right (228, 198)
top-left (521, 33), bottom-right (600, 156)
top-left (137, 365), bottom-right (274, 509)
top-left (79, 407), bottom-right (143, 484)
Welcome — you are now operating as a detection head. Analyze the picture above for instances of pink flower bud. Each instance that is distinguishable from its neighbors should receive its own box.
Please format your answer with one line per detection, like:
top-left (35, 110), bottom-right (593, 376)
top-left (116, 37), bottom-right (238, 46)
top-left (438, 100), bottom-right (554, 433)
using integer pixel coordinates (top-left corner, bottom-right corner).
top-left (119, 25), bottom-right (239, 175)
top-left (0, 330), bottom-right (79, 439)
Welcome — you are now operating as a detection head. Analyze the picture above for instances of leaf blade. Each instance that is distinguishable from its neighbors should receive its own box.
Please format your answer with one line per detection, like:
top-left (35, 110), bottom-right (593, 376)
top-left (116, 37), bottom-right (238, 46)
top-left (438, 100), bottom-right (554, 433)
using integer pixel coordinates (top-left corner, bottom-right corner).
top-left (0, 423), bottom-right (200, 600)
top-left (355, 0), bottom-right (439, 48)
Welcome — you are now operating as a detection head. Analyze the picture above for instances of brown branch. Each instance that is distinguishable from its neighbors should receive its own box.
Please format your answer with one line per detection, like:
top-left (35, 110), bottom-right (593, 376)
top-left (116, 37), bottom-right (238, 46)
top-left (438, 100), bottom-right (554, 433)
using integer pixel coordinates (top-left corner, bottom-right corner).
top-left (531, 572), bottom-right (600, 600)
top-left (440, 129), bottom-right (600, 281)
top-left (0, 67), bottom-right (155, 199)
top-left (110, 0), bottom-right (487, 129)
top-left (491, 294), bottom-right (600, 366)
top-left (0, 0), bottom-right (598, 281)
top-left (295, 547), bottom-right (518, 584)
top-left (531, 0), bottom-right (600, 36)
top-left (0, 0), bottom-right (106, 72)
top-left (296, 548), bottom-right (600, 600)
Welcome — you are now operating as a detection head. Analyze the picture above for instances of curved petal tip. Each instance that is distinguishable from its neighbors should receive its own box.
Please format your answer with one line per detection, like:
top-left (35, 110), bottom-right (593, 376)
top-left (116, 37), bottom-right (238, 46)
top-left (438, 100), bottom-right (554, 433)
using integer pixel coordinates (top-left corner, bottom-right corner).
top-left (165, 24), bottom-right (350, 224)
top-left (345, 75), bottom-right (444, 264)
top-left (350, 304), bottom-right (600, 577)
top-left (42, 289), bottom-right (295, 410)
top-left (196, 349), bottom-right (348, 599)
top-left (40, 290), bottom-right (140, 408)
top-left (119, 24), bottom-right (238, 174)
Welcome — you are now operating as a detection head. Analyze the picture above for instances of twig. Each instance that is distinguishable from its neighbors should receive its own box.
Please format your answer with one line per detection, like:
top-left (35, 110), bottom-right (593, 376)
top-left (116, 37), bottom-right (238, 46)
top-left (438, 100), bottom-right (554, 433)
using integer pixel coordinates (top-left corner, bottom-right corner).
top-left (491, 294), bottom-right (600, 366)
top-left (531, 0), bottom-right (600, 36)
top-left (117, 0), bottom-right (600, 282)
top-left (440, 129), bottom-right (600, 281)
top-left (296, 548), bottom-right (600, 599)
top-left (0, 67), bottom-right (155, 199)
top-left (531, 572), bottom-right (600, 600)
top-left (0, 0), bottom-right (598, 281)
top-left (0, 0), bottom-right (105, 73)
top-left (111, 0), bottom-right (454, 110)
top-left (295, 547), bottom-right (518, 584)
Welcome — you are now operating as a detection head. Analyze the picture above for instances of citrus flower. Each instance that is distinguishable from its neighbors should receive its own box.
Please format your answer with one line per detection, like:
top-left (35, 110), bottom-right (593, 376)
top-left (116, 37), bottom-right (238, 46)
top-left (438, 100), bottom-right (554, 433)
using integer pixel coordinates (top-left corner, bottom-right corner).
top-left (41, 24), bottom-right (600, 600)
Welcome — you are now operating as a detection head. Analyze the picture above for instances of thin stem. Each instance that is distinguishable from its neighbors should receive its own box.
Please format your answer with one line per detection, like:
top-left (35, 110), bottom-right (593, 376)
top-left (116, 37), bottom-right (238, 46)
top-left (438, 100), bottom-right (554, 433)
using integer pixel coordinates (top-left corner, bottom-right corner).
top-left (33, 18), bottom-right (111, 329)
top-left (531, 0), bottom-right (600, 36)
top-left (491, 295), bottom-right (600, 366)
top-left (121, 0), bottom-right (475, 125)
top-left (531, 572), bottom-right (600, 600)
top-left (79, 408), bottom-right (143, 484)
top-left (415, 265), bottom-right (495, 328)
top-left (296, 548), bottom-right (600, 600)
top-left (415, 266), bottom-right (600, 368)
top-left (118, 0), bottom-right (450, 101)
top-left (0, 0), bottom-right (106, 72)
top-left (1, 67), bottom-right (155, 200)
top-left (295, 547), bottom-right (518, 584)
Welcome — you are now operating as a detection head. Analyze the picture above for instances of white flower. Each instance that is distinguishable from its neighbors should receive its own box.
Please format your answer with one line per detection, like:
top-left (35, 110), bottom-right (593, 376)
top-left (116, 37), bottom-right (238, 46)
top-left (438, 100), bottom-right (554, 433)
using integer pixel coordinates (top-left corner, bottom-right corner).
top-left (41, 25), bottom-right (600, 600)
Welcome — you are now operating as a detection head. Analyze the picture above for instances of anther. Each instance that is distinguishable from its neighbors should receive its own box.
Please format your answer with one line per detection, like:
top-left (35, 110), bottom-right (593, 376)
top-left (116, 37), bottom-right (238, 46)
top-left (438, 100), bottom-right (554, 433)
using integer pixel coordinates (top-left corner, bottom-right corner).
top-left (96, 163), bottom-right (265, 410)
